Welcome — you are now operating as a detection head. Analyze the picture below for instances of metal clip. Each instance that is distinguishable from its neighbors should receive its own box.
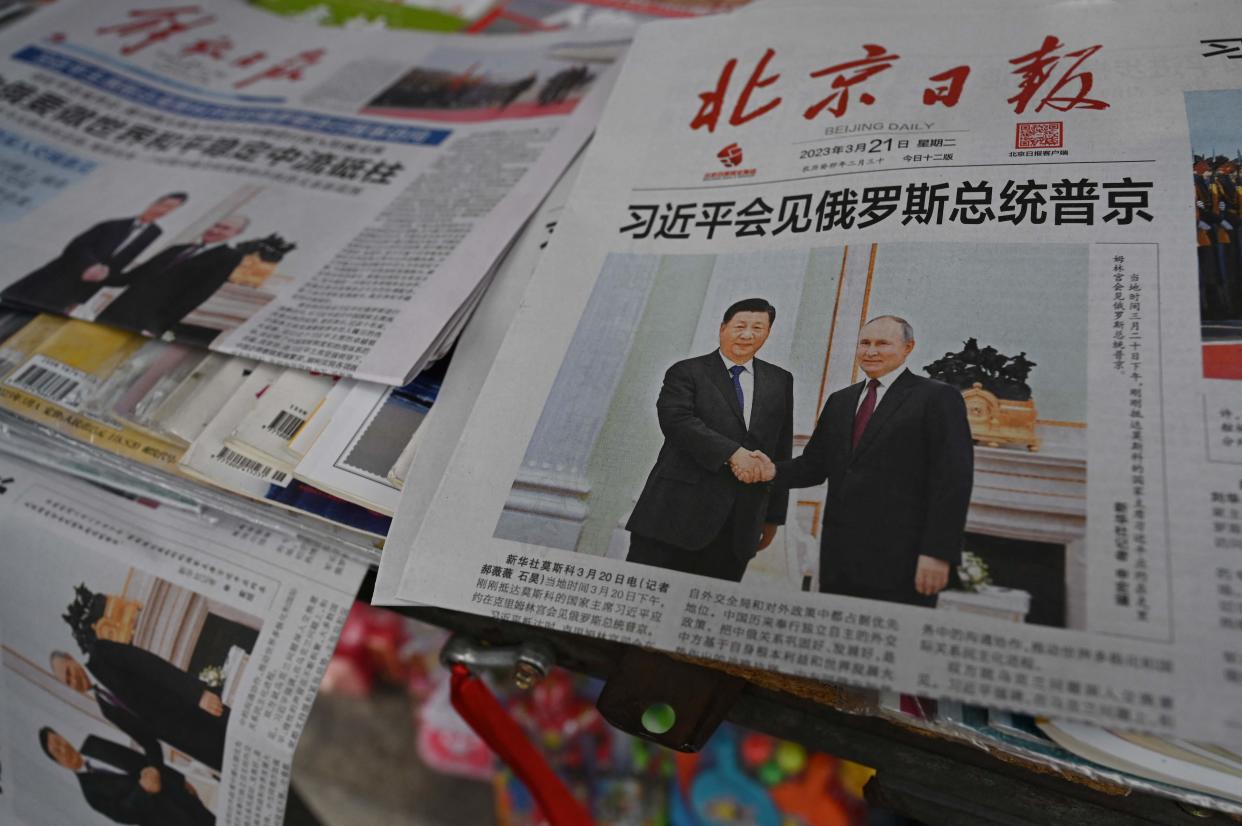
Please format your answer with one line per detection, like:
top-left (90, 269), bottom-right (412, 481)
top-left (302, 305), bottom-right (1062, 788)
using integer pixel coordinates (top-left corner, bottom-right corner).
top-left (440, 634), bottom-right (556, 689)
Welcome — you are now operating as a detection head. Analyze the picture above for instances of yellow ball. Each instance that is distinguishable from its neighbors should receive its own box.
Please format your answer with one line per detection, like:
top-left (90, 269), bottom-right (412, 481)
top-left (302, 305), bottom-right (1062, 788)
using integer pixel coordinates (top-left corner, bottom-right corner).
top-left (775, 741), bottom-right (806, 774)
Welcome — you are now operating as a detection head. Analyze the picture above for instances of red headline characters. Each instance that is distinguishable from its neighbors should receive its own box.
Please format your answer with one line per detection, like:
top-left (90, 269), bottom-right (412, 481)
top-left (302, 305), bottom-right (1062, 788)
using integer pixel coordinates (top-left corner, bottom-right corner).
top-left (691, 47), bottom-right (782, 133)
top-left (1008, 35), bottom-right (1109, 114)
top-left (234, 48), bottom-right (326, 89)
top-left (96, 6), bottom-right (216, 55)
top-left (689, 36), bottom-right (1109, 132)
top-left (923, 65), bottom-right (970, 108)
top-left (95, 7), bottom-right (324, 90)
top-left (179, 35), bottom-right (232, 60)
top-left (803, 44), bottom-right (900, 120)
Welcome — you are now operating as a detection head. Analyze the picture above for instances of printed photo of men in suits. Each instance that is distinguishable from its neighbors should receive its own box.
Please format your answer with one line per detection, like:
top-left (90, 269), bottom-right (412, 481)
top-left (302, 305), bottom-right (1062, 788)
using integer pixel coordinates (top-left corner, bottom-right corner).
top-left (95, 214), bottom-right (250, 337)
top-left (748, 315), bottom-right (974, 607)
top-left (2, 193), bottom-right (188, 315)
top-left (50, 641), bottom-right (228, 773)
top-left (625, 298), bottom-right (794, 583)
top-left (38, 727), bottom-right (214, 825)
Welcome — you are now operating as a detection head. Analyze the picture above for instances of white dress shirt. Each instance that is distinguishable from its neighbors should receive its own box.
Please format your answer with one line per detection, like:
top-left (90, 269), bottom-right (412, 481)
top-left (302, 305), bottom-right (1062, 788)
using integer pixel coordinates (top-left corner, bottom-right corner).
top-left (719, 350), bottom-right (755, 428)
top-left (112, 220), bottom-right (151, 258)
top-left (856, 366), bottom-right (908, 413)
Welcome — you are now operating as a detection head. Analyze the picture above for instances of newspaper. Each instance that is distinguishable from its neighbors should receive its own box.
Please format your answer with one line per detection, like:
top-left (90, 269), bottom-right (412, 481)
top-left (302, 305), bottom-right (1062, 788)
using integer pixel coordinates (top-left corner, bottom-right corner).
top-left (386, 2), bottom-right (1242, 747)
top-left (293, 381), bottom-right (427, 514)
top-left (0, 455), bottom-right (367, 825)
top-left (223, 368), bottom-right (336, 474)
top-left (466, 0), bottom-right (749, 33)
top-left (0, 0), bottom-right (627, 384)
top-left (0, 618), bottom-right (11, 824)
top-left (375, 150), bottom-right (581, 602)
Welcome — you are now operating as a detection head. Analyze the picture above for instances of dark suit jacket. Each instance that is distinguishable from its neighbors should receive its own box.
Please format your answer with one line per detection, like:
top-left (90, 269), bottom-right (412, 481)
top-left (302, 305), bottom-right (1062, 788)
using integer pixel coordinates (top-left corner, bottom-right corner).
top-left (3, 218), bottom-right (161, 312)
top-left (96, 243), bottom-right (244, 335)
top-left (77, 734), bottom-right (213, 825)
top-left (627, 351), bottom-right (793, 559)
top-left (88, 640), bottom-right (228, 771)
top-left (776, 369), bottom-right (973, 601)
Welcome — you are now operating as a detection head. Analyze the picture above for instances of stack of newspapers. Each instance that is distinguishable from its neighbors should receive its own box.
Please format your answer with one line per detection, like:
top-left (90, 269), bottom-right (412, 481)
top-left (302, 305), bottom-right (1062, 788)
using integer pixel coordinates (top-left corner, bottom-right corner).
top-left (4, 0), bottom-right (1242, 822)
top-left (0, 0), bottom-right (616, 558)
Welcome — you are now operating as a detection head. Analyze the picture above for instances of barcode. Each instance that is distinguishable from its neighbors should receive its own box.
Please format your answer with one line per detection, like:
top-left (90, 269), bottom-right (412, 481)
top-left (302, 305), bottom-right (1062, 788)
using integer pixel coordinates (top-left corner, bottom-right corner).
top-left (10, 363), bottom-right (80, 404)
top-left (213, 446), bottom-right (289, 484)
top-left (265, 409), bottom-right (306, 440)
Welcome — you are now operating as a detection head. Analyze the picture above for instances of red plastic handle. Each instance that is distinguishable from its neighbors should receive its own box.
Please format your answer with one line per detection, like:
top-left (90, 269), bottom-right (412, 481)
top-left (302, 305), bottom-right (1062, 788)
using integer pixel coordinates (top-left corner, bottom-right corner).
top-left (449, 663), bottom-right (594, 826)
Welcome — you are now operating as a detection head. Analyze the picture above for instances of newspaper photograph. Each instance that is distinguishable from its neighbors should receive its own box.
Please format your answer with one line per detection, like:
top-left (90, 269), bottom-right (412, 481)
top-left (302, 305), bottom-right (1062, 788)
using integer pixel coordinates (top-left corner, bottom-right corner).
top-left (0, 455), bottom-right (366, 825)
top-left (0, 0), bottom-right (627, 384)
top-left (389, 2), bottom-right (1242, 747)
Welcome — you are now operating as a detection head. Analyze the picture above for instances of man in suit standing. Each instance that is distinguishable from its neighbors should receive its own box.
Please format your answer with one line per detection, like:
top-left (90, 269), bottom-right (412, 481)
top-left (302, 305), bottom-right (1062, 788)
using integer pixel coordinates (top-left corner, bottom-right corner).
top-left (51, 641), bottom-right (228, 772)
top-left (625, 298), bottom-right (793, 582)
top-left (757, 315), bottom-right (974, 606)
top-left (39, 727), bottom-right (213, 825)
top-left (96, 214), bottom-right (249, 336)
top-left (3, 193), bottom-right (188, 314)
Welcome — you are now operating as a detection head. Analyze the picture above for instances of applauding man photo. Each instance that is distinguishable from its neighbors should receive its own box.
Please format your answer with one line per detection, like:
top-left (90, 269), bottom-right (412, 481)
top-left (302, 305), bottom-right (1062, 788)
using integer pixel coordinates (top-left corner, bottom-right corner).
top-left (625, 298), bottom-right (793, 582)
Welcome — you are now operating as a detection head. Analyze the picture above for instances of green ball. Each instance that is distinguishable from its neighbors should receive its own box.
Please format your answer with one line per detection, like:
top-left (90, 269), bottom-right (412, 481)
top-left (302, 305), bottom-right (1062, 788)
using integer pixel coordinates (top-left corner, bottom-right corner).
top-left (641, 703), bottom-right (676, 735)
top-left (758, 760), bottom-right (784, 785)
top-left (775, 741), bottom-right (807, 774)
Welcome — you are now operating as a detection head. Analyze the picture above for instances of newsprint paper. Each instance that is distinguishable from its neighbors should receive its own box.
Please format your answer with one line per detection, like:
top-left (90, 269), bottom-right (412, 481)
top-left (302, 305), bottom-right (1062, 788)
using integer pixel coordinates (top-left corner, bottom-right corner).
top-left (0, 456), bottom-right (367, 825)
top-left (386, 1), bottom-right (1242, 747)
top-left (0, 0), bottom-right (626, 384)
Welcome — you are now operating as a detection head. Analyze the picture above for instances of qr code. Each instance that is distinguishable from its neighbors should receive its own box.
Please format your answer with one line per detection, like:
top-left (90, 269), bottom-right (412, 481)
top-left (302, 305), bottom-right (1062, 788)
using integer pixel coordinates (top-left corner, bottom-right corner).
top-left (1015, 121), bottom-right (1063, 149)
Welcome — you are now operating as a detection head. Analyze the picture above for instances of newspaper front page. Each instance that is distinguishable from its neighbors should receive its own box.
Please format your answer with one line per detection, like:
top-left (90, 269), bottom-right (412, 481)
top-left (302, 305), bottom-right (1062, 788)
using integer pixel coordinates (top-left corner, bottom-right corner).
top-left (0, 456), bottom-right (367, 825)
top-left (0, 0), bottom-right (626, 384)
top-left (390, 2), bottom-right (1242, 747)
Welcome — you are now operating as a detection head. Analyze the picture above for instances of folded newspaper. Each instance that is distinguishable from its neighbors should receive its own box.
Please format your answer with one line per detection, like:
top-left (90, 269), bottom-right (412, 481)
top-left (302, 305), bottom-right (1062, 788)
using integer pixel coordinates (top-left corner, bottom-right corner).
top-left (383, 1), bottom-right (1242, 749)
top-left (0, 0), bottom-right (626, 384)
top-left (0, 309), bottom-right (443, 545)
top-left (0, 455), bottom-right (367, 825)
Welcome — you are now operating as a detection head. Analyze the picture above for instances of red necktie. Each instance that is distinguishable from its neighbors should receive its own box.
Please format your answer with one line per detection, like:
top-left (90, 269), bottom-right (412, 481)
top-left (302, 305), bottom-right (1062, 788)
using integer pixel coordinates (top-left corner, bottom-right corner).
top-left (852, 378), bottom-right (881, 448)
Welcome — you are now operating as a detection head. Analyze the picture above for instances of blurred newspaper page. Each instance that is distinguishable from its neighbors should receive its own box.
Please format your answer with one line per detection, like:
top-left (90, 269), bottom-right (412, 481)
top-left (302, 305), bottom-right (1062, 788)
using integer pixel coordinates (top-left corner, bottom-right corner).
top-left (0, 619), bottom-right (13, 825)
top-left (376, 149), bottom-right (581, 602)
top-left (0, 0), bottom-right (627, 384)
top-left (0, 455), bottom-right (366, 825)
top-left (392, 2), bottom-right (1242, 747)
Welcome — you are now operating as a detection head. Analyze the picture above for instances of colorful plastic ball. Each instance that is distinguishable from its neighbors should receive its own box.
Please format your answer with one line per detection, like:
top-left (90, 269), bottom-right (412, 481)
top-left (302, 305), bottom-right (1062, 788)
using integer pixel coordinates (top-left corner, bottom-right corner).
top-left (775, 741), bottom-right (807, 774)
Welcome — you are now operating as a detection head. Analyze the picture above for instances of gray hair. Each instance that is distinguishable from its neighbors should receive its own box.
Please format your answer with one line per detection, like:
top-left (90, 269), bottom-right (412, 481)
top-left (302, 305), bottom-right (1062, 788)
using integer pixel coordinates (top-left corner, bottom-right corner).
top-left (863, 314), bottom-right (914, 343)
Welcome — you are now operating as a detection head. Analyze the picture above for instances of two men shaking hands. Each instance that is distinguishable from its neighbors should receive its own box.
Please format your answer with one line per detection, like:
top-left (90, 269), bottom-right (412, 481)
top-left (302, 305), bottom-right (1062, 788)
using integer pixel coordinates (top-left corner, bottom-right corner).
top-left (729, 446), bottom-right (776, 484)
top-left (625, 297), bottom-right (975, 607)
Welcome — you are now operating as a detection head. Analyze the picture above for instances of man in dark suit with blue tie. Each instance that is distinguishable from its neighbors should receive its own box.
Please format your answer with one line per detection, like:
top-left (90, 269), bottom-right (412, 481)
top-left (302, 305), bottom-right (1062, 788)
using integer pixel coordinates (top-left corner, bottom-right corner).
top-left (3, 193), bottom-right (187, 314)
top-left (760, 315), bottom-right (974, 606)
top-left (625, 298), bottom-right (794, 583)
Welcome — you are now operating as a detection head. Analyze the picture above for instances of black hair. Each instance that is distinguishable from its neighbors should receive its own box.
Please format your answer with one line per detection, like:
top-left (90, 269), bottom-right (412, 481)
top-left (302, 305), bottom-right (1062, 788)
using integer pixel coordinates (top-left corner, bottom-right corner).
top-left (38, 726), bottom-right (55, 760)
top-left (721, 298), bottom-right (775, 326)
top-left (156, 192), bottom-right (188, 203)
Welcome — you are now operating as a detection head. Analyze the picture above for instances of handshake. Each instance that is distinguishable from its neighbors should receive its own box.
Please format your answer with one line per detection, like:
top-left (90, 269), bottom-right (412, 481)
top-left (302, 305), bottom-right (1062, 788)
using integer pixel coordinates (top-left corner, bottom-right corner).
top-left (729, 448), bottom-right (775, 484)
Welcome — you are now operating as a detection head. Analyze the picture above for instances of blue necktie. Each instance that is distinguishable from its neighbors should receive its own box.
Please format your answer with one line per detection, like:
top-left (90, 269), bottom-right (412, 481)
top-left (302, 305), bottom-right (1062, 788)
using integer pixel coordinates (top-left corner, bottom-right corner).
top-left (729, 364), bottom-right (746, 417)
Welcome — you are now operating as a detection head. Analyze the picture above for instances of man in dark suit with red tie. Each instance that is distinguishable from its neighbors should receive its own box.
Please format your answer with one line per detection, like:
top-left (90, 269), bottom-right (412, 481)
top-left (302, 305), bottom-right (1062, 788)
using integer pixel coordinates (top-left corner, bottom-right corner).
top-left (51, 641), bottom-right (228, 772)
top-left (625, 298), bottom-right (794, 583)
top-left (765, 315), bottom-right (974, 606)
top-left (96, 214), bottom-right (249, 336)
top-left (3, 193), bottom-right (187, 314)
